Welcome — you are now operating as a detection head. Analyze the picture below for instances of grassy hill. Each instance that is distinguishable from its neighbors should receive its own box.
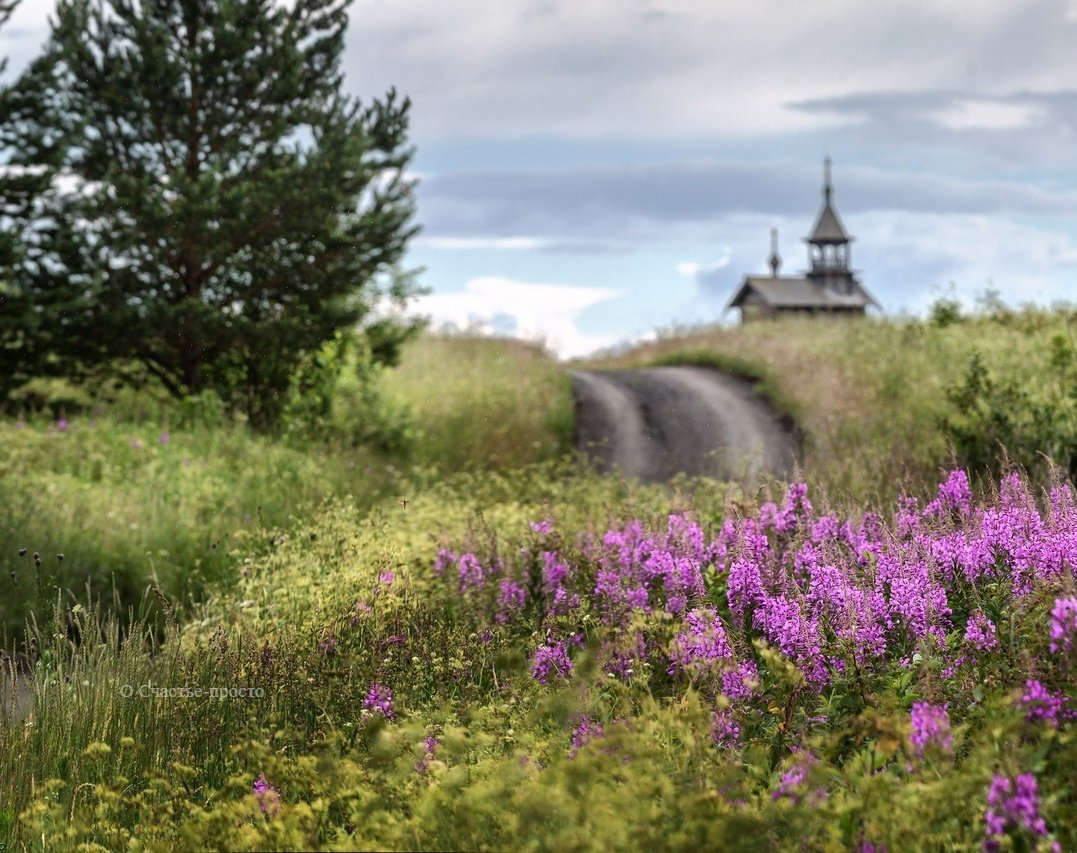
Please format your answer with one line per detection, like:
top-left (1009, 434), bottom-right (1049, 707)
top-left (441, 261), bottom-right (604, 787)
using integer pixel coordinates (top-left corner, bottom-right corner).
top-left (0, 335), bottom-right (573, 639)
top-left (585, 307), bottom-right (1077, 503)
top-left (2, 317), bottom-right (1076, 850)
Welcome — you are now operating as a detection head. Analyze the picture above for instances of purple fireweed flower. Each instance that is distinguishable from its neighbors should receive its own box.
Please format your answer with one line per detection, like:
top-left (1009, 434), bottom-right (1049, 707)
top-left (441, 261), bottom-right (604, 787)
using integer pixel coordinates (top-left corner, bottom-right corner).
top-left (600, 520), bottom-right (652, 577)
top-left (940, 653), bottom-right (968, 680)
top-left (807, 562), bottom-right (888, 664)
top-left (457, 552), bottom-right (485, 593)
top-left (529, 519), bottom-right (553, 534)
top-left (925, 469), bottom-right (972, 518)
top-left (541, 550), bottom-right (569, 591)
top-left (350, 600), bottom-right (372, 627)
top-left (657, 553), bottom-right (706, 610)
top-left (378, 570), bottom-right (394, 586)
top-left (895, 496), bottom-right (920, 538)
top-left (710, 708), bottom-right (740, 748)
top-left (668, 607), bottom-right (732, 677)
top-left (999, 471), bottom-right (1034, 513)
top-left (550, 585), bottom-right (580, 615)
top-left (727, 553), bottom-right (764, 626)
top-left (531, 641), bottom-right (573, 685)
top-left (753, 595), bottom-right (829, 687)
top-left (568, 716), bottom-right (604, 758)
top-left (158, 432), bottom-right (170, 445)
top-left (496, 578), bottom-right (528, 623)
top-left (252, 774), bottom-right (282, 817)
top-left (984, 772), bottom-right (1049, 851)
top-left (594, 569), bottom-right (626, 620)
top-left (433, 548), bottom-right (456, 577)
top-left (880, 553), bottom-right (951, 643)
top-left (56, 418), bottom-right (69, 432)
top-left (319, 633), bottom-right (337, 655)
top-left (363, 682), bottom-right (394, 720)
top-left (1049, 596), bottom-right (1077, 655)
top-left (666, 513), bottom-right (707, 562)
top-left (759, 501), bottom-right (780, 530)
top-left (416, 735), bottom-right (439, 773)
top-left (1018, 680), bottom-right (1068, 727)
top-left (965, 611), bottom-right (998, 651)
top-left (766, 481), bottom-right (813, 536)
top-left (721, 660), bottom-right (759, 701)
top-left (909, 701), bottom-right (953, 758)
top-left (625, 585), bottom-right (650, 612)
top-left (810, 514), bottom-right (841, 543)
top-left (771, 751), bottom-right (823, 804)
top-left (713, 518), bottom-right (738, 560)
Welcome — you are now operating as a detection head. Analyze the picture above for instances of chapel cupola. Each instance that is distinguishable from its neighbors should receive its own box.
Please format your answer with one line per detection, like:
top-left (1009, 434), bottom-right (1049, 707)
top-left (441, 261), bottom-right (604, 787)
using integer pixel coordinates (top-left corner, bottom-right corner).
top-left (805, 158), bottom-right (855, 293)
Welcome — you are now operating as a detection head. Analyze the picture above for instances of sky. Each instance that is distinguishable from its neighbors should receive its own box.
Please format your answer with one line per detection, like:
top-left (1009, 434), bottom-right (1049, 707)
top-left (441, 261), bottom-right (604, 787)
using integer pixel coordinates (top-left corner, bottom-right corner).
top-left (5, 0), bottom-right (1077, 358)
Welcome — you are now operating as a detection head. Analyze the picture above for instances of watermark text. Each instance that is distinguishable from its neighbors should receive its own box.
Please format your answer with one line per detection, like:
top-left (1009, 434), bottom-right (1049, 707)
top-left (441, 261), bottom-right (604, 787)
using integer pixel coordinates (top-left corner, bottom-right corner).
top-left (119, 683), bottom-right (265, 700)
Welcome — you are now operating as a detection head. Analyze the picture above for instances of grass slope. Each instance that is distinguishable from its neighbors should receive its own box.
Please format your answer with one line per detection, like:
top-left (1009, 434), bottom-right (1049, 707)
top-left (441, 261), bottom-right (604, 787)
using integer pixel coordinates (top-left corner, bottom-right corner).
top-left (585, 309), bottom-right (1077, 502)
top-left (0, 335), bottom-right (574, 640)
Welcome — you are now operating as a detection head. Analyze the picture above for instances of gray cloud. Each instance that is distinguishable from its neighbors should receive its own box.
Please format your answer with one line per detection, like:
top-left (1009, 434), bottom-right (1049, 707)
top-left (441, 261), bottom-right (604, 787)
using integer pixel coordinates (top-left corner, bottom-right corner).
top-left (417, 159), bottom-right (1077, 247)
top-left (789, 88), bottom-right (1077, 170)
top-left (347, 0), bottom-right (1077, 140)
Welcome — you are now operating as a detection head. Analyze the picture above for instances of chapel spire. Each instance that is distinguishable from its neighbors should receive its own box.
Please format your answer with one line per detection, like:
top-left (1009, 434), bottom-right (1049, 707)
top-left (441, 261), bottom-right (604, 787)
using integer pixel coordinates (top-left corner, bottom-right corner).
top-left (768, 228), bottom-right (781, 277)
top-left (805, 158), bottom-right (854, 293)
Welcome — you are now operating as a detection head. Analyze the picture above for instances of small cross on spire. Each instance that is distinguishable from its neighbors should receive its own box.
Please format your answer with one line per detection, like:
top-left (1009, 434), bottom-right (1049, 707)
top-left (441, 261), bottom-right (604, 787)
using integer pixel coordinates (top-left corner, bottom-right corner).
top-left (824, 156), bottom-right (832, 203)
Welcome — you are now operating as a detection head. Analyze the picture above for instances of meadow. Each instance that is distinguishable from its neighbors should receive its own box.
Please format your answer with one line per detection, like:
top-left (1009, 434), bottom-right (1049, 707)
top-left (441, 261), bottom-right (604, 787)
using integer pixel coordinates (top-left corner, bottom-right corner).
top-left (588, 304), bottom-right (1077, 504)
top-left (0, 335), bottom-right (572, 641)
top-left (2, 311), bottom-right (1076, 851)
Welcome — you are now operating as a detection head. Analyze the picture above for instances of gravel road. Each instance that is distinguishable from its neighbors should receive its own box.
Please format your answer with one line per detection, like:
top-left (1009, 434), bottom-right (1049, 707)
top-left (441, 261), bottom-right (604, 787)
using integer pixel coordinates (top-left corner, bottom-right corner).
top-left (1, 671), bottom-right (31, 724)
top-left (572, 366), bottom-right (798, 483)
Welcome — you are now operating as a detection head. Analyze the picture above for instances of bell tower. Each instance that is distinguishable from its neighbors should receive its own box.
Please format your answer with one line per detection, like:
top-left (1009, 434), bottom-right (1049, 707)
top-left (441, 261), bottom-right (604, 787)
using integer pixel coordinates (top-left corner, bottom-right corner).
top-left (805, 158), bottom-right (855, 295)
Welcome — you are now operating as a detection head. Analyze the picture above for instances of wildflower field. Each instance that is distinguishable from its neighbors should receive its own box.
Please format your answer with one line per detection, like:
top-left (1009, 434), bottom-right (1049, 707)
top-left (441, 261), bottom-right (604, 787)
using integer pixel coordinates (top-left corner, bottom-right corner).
top-left (3, 320), bottom-right (1077, 850)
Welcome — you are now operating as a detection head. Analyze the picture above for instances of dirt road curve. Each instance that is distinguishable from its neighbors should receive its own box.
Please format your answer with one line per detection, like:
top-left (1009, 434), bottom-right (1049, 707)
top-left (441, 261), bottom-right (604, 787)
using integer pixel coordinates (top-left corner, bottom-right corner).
top-left (572, 366), bottom-right (798, 483)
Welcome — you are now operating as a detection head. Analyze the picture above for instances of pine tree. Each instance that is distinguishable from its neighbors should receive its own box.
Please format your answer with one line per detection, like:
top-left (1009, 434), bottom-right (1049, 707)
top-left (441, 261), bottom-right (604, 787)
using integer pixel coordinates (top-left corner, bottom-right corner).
top-left (15, 0), bottom-right (420, 424)
top-left (0, 0), bottom-right (65, 399)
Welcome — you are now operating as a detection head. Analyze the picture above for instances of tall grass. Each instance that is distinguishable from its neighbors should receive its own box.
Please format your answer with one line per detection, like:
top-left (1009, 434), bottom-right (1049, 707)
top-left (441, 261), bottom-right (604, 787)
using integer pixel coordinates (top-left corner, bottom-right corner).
top-left (0, 334), bottom-right (574, 640)
top-left (382, 334), bottom-right (574, 476)
top-left (0, 417), bottom-right (394, 638)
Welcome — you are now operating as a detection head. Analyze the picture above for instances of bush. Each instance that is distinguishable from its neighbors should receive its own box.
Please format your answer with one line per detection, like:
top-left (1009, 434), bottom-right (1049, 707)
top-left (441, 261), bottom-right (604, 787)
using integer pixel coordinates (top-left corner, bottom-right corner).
top-left (942, 338), bottom-right (1077, 482)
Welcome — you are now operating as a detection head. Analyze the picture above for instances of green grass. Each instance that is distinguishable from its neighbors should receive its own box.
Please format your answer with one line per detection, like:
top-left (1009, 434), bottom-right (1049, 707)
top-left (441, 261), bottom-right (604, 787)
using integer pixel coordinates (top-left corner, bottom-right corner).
top-left (0, 417), bottom-right (393, 640)
top-left (0, 334), bottom-right (574, 640)
top-left (381, 334), bottom-right (574, 476)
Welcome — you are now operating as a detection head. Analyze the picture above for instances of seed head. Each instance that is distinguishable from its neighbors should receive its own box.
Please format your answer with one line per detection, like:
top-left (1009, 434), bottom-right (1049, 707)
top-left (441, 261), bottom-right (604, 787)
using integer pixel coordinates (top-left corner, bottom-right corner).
top-left (18, 548), bottom-right (26, 557)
